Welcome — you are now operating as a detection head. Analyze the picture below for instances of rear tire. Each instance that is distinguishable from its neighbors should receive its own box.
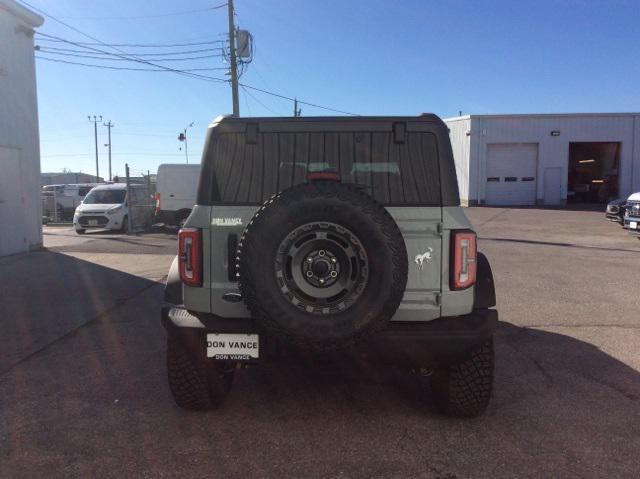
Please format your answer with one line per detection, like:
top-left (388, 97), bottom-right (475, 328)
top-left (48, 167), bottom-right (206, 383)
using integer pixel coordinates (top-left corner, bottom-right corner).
top-left (431, 338), bottom-right (494, 418)
top-left (166, 335), bottom-right (234, 411)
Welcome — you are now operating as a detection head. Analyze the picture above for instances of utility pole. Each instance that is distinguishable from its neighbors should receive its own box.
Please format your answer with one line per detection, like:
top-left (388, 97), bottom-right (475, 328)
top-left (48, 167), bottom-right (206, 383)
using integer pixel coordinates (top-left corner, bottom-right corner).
top-left (227, 0), bottom-right (240, 116)
top-left (124, 163), bottom-right (133, 234)
top-left (184, 129), bottom-right (189, 163)
top-left (88, 115), bottom-right (102, 182)
top-left (103, 120), bottom-right (114, 181)
top-left (294, 98), bottom-right (301, 117)
top-left (178, 122), bottom-right (194, 164)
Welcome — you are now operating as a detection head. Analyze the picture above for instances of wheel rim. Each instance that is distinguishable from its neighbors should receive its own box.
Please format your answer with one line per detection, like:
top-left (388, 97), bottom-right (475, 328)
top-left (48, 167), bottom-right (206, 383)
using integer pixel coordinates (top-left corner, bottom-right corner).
top-left (275, 222), bottom-right (368, 315)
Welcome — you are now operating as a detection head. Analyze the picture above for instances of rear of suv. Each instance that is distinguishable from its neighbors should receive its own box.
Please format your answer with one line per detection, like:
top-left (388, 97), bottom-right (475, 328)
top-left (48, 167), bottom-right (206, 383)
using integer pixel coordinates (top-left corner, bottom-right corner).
top-left (162, 115), bottom-right (498, 417)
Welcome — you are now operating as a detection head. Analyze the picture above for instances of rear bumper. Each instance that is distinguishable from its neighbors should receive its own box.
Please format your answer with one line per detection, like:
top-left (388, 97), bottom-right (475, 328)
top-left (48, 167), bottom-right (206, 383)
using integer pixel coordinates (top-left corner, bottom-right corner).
top-left (161, 306), bottom-right (498, 366)
top-left (623, 216), bottom-right (640, 235)
top-left (362, 309), bottom-right (497, 366)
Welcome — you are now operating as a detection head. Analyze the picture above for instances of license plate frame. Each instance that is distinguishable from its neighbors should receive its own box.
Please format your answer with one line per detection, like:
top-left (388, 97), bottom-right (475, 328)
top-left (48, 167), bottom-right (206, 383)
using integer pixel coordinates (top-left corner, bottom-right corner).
top-left (88, 219), bottom-right (98, 226)
top-left (206, 333), bottom-right (259, 360)
top-left (630, 221), bottom-right (638, 229)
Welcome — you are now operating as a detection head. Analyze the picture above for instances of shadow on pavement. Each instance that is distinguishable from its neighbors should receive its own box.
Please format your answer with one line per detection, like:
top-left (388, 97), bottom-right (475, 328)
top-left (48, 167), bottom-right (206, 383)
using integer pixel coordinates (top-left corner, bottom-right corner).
top-left (0, 250), bottom-right (159, 375)
top-left (480, 235), bottom-right (640, 253)
top-left (478, 203), bottom-right (607, 212)
top-left (1, 304), bottom-right (639, 477)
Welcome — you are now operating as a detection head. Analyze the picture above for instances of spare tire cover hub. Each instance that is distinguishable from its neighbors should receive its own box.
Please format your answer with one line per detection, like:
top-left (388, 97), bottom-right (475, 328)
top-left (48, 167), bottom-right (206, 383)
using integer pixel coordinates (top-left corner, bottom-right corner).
top-left (276, 221), bottom-right (368, 314)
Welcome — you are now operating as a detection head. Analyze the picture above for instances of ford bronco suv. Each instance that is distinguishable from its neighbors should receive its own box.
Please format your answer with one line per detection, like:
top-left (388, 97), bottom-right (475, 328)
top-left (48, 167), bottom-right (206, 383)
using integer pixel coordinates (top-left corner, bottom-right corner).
top-left (162, 115), bottom-right (498, 418)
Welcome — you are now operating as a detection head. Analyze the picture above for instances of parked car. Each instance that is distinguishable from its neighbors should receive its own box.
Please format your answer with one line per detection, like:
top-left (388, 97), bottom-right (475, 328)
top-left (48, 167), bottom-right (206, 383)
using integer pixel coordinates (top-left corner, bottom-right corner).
top-left (605, 198), bottom-right (626, 224)
top-left (42, 183), bottom-right (97, 221)
top-left (161, 115), bottom-right (498, 418)
top-left (155, 163), bottom-right (201, 227)
top-left (623, 192), bottom-right (640, 238)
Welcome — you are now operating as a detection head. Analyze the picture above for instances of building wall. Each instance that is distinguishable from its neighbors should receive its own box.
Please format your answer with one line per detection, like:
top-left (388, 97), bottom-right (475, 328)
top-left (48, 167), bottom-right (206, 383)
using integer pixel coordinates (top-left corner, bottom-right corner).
top-left (0, 1), bottom-right (43, 255)
top-left (447, 114), bottom-right (640, 205)
top-left (446, 117), bottom-right (472, 204)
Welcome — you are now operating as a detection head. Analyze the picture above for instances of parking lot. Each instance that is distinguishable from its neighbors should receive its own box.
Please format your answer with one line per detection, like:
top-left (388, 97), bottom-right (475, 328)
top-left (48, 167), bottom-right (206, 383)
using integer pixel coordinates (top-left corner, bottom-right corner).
top-left (1, 208), bottom-right (639, 478)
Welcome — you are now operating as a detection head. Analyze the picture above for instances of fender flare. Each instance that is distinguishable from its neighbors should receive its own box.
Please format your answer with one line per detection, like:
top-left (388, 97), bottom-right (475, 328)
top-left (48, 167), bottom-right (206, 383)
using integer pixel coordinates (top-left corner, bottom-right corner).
top-left (474, 252), bottom-right (496, 309)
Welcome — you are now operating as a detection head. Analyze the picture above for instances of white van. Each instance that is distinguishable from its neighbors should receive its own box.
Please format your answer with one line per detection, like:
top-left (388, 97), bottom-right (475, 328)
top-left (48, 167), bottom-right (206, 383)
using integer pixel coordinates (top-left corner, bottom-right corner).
top-left (73, 183), bottom-right (129, 234)
top-left (42, 183), bottom-right (97, 220)
top-left (155, 164), bottom-right (201, 226)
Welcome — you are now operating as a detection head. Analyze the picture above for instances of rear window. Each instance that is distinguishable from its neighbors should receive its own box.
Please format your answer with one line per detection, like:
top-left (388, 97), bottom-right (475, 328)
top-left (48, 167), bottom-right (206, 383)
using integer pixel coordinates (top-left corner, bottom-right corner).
top-left (203, 131), bottom-right (441, 205)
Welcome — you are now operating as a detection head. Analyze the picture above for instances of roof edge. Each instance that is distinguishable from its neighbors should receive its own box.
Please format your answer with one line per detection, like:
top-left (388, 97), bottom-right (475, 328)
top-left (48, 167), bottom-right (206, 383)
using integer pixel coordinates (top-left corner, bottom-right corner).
top-left (444, 112), bottom-right (640, 121)
top-left (0, 0), bottom-right (44, 27)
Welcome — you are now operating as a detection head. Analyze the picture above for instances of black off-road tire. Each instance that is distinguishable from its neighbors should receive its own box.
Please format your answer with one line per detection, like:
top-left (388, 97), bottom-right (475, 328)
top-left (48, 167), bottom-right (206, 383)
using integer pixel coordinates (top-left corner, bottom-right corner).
top-left (431, 338), bottom-right (494, 418)
top-left (237, 181), bottom-right (408, 350)
top-left (166, 335), bottom-right (233, 411)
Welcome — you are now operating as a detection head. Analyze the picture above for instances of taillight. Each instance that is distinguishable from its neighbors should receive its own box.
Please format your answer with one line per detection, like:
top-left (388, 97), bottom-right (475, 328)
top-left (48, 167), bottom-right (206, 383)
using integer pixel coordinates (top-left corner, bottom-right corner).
top-left (155, 192), bottom-right (161, 214)
top-left (178, 228), bottom-right (202, 287)
top-left (451, 230), bottom-right (477, 290)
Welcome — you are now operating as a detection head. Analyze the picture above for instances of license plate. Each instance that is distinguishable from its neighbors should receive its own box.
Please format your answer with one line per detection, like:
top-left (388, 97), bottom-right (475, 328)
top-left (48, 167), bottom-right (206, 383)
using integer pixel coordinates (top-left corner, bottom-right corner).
top-left (206, 333), bottom-right (259, 360)
top-left (630, 221), bottom-right (638, 229)
top-left (88, 220), bottom-right (98, 226)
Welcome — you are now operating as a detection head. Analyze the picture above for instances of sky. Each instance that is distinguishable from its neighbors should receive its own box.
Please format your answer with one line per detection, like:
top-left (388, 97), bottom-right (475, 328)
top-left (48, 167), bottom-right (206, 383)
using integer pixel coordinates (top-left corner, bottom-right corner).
top-left (27, 0), bottom-right (640, 178)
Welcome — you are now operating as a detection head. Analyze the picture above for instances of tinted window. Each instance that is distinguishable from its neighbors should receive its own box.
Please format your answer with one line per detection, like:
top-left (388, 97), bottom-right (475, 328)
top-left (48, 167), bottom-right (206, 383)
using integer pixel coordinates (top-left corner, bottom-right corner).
top-left (207, 131), bottom-right (441, 205)
top-left (83, 189), bottom-right (126, 204)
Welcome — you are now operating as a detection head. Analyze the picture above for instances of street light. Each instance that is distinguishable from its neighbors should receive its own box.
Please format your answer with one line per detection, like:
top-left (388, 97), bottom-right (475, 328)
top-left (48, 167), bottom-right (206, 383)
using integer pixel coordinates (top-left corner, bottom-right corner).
top-left (178, 122), bottom-right (194, 164)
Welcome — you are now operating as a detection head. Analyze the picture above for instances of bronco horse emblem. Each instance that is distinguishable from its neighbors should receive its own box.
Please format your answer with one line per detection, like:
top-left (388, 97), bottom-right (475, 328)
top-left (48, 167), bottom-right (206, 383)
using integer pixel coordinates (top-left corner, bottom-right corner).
top-left (414, 248), bottom-right (434, 269)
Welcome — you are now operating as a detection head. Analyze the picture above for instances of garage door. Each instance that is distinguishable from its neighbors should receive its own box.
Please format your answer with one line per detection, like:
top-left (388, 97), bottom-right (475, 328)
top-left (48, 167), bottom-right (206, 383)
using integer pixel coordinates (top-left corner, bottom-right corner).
top-left (485, 143), bottom-right (538, 206)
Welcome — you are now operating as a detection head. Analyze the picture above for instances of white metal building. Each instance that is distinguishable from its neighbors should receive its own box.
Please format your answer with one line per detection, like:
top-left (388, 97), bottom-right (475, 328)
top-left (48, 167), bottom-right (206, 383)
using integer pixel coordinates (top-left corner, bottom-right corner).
top-left (0, 0), bottom-right (43, 256)
top-left (445, 113), bottom-right (640, 206)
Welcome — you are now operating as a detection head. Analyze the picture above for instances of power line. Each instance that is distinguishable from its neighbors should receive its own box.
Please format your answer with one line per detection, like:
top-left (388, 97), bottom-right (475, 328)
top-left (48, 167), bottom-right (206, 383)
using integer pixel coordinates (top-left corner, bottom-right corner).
top-left (17, 2), bottom-right (228, 83)
top-left (34, 31), bottom-right (228, 83)
top-left (37, 45), bottom-right (225, 56)
top-left (239, 83), bottom-right (358, 116)
top-left (241, 85), bottom-right (282, 116)
top-left (38, 50), bottom-right (224, 63)
top-left (53, 2), bottom-right (228, 20)
top-left (35, 37), bottom-right (224, 48)
top-left (36, 56), bottom-right (229, 72)
top-left (23, 1), bottom-right (359, 116)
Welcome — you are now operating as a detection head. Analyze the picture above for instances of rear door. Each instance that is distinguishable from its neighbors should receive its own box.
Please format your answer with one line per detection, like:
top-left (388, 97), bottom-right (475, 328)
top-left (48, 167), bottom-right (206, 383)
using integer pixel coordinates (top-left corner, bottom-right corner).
top-left (203, 122), bottom-right (442, 320)
top-left (384, 129), bottom-right (442, 322)
top-left (387, 207), bottom-right (442, 321)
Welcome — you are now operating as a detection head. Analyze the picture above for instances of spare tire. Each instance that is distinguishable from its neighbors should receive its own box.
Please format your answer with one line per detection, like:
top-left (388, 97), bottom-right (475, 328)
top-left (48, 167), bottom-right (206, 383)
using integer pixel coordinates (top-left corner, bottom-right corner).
top-left (237, 181), bottom-right (408, 348)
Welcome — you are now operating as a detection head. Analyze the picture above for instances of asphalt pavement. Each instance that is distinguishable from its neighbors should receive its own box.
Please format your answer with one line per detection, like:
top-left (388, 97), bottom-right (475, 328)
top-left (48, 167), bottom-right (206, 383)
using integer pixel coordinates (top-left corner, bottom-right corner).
top-left (1, 212), bottom-right (639, 478)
